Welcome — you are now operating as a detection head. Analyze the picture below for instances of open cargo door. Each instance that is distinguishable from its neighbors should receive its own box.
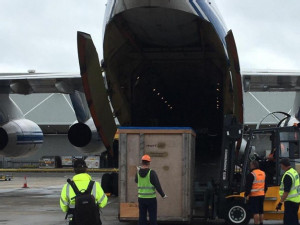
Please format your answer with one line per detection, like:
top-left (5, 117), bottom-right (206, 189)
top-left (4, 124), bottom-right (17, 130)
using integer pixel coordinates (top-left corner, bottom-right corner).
top-left (225, 30), bottom-right (244, 125)
top-left (77, 31), bottom-right (117, 153)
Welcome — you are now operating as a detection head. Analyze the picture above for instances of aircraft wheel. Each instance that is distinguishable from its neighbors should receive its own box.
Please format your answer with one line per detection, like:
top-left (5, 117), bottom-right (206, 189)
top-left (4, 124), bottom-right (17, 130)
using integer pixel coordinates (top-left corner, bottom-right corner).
top-left (225, 200), bottom-right (250, 225)
top-left (101, 173), bottom-right (112, 194)
top-left (111, 172), bottom-right (118, 196)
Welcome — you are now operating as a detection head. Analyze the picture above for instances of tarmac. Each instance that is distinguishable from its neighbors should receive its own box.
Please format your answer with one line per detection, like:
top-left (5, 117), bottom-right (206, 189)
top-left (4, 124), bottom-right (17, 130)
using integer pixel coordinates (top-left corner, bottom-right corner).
top-left (0, 173), bottom-right (283, 225)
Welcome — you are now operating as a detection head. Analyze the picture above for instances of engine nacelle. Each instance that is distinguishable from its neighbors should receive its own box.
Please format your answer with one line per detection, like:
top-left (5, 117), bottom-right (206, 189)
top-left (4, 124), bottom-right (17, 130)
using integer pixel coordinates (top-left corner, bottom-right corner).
top-left (68, 118), bottom-right (105, 154)
top-left (0, 119), bottom-right (43, 157)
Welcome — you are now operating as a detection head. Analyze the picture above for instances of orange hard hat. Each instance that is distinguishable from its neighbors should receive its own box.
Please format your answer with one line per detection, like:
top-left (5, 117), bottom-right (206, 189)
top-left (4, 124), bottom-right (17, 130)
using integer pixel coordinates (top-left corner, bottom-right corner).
top-left (142, 154), bottom-right (151, 162)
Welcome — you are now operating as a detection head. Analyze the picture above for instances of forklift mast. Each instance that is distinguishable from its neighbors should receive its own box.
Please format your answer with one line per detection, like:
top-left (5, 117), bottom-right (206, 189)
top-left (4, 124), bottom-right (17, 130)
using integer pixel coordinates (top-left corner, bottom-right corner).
top-left (220, 115), bottom-right (243, 192)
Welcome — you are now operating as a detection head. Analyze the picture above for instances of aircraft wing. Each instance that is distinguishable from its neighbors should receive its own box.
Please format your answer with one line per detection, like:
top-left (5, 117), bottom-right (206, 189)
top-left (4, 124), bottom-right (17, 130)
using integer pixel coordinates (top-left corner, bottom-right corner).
top-left (0, 73), bottom-right (83, 94)
top-left (242, 70), bottom-right (300, 92)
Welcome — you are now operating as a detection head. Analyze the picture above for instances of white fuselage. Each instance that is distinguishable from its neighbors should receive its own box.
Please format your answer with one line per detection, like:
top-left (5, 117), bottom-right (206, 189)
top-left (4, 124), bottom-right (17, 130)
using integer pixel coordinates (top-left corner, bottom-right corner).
top-left (103, 0), bottom-right (228, 45)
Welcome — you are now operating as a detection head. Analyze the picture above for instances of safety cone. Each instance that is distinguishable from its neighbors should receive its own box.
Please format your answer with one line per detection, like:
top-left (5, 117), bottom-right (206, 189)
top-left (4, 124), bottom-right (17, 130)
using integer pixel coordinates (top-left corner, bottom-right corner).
top-left (22, 176), bottom-right (29, 188)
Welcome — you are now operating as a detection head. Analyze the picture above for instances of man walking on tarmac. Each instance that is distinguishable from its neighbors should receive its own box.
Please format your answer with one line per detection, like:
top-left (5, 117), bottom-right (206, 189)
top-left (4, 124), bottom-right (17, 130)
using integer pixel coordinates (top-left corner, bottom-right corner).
top-left (245, 160), bottom-right (266, 225)
top-left (60, 159), bottom-right (107, 225)
top-left (135, 154), bottom-right (167, 225)
top-left (276, 158), bottom-right (300, 225)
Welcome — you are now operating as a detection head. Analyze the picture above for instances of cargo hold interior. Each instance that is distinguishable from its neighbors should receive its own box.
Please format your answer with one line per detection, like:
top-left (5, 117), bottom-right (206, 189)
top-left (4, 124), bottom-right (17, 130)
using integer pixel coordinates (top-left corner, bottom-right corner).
top-left (104, 7), bottom-right (230, 196)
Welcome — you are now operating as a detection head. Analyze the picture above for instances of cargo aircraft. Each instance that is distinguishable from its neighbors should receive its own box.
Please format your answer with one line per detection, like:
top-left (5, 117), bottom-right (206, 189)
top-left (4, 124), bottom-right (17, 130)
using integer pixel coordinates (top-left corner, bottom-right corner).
top-left (2, 0), bottom-right (300, 172)
top-left (1, 0), bottom-right (300, 223)
top-left (1, 0), bottom-right (243, 158)
top-left (1, 0), bottom-right (299, 174)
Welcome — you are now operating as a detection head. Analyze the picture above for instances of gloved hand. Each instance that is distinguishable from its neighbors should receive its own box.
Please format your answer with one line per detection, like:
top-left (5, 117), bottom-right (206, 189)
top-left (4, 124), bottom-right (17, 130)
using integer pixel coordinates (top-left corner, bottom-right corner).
top-left (276, 202), bottom-right (282, 211)
top-left (136, 166), bottom-right (141, 171)
top-left (253, 153), bottom-right (260, 160)
top-left (163, 195), bottom-right (168, 199)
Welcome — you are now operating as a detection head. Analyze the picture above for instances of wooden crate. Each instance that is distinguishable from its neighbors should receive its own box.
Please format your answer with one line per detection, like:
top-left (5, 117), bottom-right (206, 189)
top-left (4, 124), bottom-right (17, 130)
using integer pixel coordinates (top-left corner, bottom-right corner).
top-left (119, 127), bottom-right (195, 222)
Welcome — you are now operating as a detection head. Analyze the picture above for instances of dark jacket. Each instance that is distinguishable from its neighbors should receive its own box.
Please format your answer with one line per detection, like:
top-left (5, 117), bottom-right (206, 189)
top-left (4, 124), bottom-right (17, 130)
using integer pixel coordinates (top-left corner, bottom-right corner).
top-left (135, 168), bottom-right (165, 197)
top-left (282, 168), bottom-right (293, 193)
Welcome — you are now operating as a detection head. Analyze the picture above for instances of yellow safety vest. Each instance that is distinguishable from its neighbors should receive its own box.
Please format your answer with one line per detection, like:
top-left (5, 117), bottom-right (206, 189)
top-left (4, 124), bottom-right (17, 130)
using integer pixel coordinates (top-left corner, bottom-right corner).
top-left (138, 169), bottom-right (156, 198)
top-left (60, 173), bottom-right (107, 212)
top-left (279, 168), bottom-right (300, 203)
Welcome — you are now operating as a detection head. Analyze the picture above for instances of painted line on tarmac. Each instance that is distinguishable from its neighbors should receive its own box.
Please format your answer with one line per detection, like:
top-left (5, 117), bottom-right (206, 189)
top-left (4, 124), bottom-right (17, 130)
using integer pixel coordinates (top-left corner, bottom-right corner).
top-left (0, 168), bottom-right (119, 173)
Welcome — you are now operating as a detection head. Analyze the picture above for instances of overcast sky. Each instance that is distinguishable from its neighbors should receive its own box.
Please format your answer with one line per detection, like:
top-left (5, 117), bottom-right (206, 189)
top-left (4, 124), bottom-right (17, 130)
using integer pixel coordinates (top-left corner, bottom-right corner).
top-left (1, 0), bottom-right (300, 73)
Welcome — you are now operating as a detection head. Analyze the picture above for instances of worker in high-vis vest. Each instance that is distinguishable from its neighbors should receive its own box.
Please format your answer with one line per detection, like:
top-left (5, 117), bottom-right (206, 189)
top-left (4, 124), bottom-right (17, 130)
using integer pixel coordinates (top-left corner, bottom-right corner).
top-left (276, 158), bottom-right (300, 225)
top-left (245, 160), bottom-right (266, 225)
top-left (60, 159), bottom-right (107, 225)
top-left (135, 154), bottom-right (167, 225)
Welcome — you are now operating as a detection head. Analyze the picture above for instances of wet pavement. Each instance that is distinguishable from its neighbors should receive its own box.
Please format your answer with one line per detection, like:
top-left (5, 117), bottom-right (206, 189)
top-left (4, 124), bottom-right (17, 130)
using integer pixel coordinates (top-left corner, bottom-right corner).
top-left (0, 173), bottom-right (283, 225)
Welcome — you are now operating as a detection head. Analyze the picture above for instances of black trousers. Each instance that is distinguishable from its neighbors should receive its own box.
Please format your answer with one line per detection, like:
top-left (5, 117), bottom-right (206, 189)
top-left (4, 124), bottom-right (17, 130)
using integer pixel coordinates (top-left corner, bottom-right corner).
top-left (138, 197), bottom-right (157, 225)
top-left (248, 196), bottom-right (264, 214)
top-left (284, 201), bottom-right (299, 225)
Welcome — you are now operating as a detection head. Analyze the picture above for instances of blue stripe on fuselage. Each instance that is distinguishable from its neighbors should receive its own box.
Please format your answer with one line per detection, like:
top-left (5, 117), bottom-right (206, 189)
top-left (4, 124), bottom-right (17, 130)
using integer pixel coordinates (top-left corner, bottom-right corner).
top-left (17, 141), bottom-right (43, 145)
top-left (189, 0), bottom-right (227, 46)
top-left (17, 133), bottom-right (44, 142)
top-left (189, 0), bottom-right (205, 20)
top-left (110, 0), bottom-right (116, 20)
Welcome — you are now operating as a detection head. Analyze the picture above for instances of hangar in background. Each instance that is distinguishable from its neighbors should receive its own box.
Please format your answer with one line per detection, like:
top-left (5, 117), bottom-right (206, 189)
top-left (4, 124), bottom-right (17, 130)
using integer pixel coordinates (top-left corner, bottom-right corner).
top-left (0, 91), bottom-right (296, 168)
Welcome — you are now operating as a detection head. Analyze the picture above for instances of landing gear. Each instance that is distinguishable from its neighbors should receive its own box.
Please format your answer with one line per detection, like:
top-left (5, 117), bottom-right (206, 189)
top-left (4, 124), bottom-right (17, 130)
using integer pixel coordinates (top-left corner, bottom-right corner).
top-left (101, 172), bottom-right (118, 196)
top-left (225, 200), bottom-right (250, 225)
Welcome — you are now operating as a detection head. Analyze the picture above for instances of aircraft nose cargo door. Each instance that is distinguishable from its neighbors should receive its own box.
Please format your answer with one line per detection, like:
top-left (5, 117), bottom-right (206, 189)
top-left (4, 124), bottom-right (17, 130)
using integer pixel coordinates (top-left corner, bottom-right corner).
top-left (118, 127), bottom-right (195, 222)
top-left (77, 31), bottom-right (117, 154)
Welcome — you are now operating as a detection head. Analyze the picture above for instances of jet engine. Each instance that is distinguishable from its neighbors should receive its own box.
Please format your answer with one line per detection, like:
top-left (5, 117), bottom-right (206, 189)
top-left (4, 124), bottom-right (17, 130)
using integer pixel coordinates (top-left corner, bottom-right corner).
top-left (68, 118), bottom-right (105, 154)
top-left (0, 119), bottom-right (43, 157)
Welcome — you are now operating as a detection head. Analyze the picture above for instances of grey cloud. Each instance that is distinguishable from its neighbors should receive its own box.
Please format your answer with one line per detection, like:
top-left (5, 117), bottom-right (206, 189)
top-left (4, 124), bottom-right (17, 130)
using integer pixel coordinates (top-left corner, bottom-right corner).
top-left (215, 0), bottom-right (300, 70)
top-left (1, 0), bottom-right (105, 72)
top-left (1, 0), bottom-right (299, 72)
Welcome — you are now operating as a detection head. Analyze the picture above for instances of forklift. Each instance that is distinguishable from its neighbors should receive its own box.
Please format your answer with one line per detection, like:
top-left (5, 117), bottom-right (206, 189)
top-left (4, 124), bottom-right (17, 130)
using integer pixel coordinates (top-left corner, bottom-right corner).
top-left (221, 124), bottom-right (300, 224)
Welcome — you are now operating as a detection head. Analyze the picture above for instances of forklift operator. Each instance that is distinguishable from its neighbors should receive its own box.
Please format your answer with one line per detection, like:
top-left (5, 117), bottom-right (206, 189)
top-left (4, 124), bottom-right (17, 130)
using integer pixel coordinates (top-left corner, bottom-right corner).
top-left (245, 160), bottom-right (267, 225)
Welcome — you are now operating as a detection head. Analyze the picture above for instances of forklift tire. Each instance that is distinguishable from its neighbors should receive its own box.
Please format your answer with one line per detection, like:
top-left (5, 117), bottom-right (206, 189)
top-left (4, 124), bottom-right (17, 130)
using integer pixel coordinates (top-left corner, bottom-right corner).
top-left (101, 173), bottom-right (112, 194)
top-left (225, 200), bottom-right (250, 225)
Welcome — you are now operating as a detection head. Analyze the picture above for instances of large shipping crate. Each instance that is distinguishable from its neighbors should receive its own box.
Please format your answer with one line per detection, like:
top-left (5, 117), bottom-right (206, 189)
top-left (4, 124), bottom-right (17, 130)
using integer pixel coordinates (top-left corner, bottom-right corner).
top-left (119, 127), bottom-right (195, 222)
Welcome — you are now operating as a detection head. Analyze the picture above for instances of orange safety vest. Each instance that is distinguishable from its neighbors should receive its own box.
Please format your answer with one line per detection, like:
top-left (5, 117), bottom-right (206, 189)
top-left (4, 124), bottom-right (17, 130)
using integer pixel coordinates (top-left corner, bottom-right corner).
top-left (250, 169), bottom-right (266, 196)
